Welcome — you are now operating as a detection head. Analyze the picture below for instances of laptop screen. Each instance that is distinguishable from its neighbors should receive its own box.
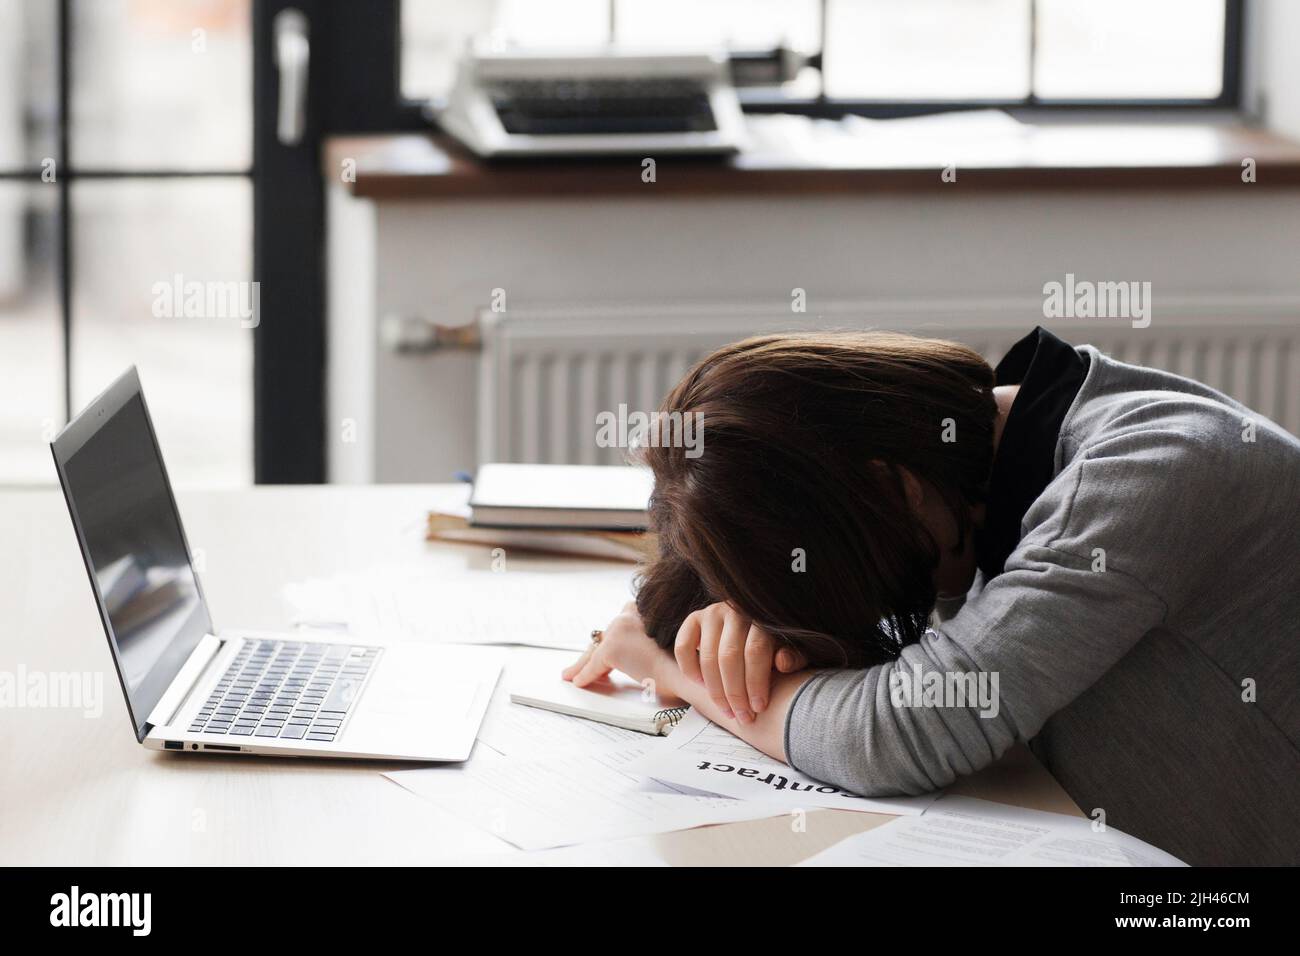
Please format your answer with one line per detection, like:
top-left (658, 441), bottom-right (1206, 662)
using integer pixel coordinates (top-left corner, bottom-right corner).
top-left (54, 373), bottom-right (213, 740)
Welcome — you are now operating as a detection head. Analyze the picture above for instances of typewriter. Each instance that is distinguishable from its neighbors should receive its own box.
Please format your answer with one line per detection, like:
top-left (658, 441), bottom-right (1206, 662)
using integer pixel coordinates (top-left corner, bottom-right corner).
top-left (434, 43), bottom-right (747, 158)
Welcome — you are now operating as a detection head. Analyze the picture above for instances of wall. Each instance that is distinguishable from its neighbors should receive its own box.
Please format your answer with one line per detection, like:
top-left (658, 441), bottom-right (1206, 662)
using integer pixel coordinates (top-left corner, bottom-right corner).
top-left (329, 185), bottom-right (1300, 481)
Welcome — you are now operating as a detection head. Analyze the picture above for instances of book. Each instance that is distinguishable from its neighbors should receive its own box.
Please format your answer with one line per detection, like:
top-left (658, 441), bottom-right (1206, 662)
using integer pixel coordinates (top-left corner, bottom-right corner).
top-left (469, 463), bottom-right (653, 530)
top-left (510, 674), bottom-right (690, 736)
top-left (426, 510), bottom-right (652, 563)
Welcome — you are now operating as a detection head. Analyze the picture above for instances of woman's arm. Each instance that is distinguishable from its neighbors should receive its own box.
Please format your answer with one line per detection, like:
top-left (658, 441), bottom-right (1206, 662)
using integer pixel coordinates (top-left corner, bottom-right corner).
top-left (562, 601), bottom-right (815, 762)
top-left (653, 654), bottom-right (814, 762)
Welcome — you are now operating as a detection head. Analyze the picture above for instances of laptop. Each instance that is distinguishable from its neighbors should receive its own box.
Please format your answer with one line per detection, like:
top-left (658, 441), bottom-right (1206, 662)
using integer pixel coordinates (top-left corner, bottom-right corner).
top-left (50, 367), bottom-right (504, 760)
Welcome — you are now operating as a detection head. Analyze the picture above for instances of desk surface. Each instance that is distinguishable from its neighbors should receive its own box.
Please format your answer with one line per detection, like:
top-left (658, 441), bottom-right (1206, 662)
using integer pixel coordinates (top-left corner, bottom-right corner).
top-left (0, 484), bottom-right (1080, 865)
top-left (327, 116), bottom-right (1300, 201)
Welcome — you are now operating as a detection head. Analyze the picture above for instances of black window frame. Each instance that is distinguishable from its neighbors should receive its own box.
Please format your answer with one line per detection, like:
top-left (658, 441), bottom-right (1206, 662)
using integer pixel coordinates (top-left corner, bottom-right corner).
top-left (400, 0), bottom-right (1245, 119)
top-left (0, 0), bottom-right (255, 446)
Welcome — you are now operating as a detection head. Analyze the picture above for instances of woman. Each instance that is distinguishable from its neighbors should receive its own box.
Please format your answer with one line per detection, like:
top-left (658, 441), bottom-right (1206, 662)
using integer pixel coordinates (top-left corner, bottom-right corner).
top-left (563, 326), bottom-right (1300, 865)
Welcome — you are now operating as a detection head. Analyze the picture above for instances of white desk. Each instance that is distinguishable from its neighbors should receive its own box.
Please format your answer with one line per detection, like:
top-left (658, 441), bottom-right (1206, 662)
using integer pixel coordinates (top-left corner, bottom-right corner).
top-left (0, 484), bottom-right (1080, 865)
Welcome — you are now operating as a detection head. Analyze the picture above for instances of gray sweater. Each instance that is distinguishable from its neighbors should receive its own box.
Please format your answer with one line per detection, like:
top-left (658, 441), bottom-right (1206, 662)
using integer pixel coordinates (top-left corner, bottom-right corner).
top-left (784, 345), bottom-right (1300, 865)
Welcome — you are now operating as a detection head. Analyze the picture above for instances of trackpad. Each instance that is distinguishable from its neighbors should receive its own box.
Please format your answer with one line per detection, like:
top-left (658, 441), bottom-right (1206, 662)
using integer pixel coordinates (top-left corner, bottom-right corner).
top-left (336, 643), bottom-right (502, 757)
top-left (362, 653), bottom-right (477, 719)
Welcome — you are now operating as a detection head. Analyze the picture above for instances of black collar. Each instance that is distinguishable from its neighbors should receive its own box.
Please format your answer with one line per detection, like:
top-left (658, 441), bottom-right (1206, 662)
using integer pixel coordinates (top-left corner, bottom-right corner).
top-left (975, 327), bottom-right (1089, 581)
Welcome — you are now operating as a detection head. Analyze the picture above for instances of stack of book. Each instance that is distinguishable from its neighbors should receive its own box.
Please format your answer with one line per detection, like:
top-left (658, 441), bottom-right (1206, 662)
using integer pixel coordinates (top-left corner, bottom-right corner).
top-left (426, 463), bottom-right (656, 563)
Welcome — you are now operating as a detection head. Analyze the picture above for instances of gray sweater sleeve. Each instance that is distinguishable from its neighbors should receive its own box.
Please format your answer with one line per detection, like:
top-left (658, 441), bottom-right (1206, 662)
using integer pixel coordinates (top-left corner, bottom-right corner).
top-left (784, 470), bottom-right (1171, 796)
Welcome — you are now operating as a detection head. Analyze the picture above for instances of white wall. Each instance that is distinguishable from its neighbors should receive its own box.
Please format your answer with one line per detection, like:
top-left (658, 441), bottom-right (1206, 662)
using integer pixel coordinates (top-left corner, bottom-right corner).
top-left (331, 186), bottom-right (1300, 481)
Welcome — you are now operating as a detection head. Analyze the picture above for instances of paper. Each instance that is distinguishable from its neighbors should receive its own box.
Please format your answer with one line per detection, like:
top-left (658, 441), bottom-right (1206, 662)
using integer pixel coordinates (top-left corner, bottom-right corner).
top-left (285, 566), bottom-right (633, 651)
top-left (477, 690), bottom-right (649, 756)
top-left (497, 839), bottom-right (671, 867)
top-left (841, 108), bottom-right (1026, 140)
top-left (742, 111), bottom-right (1028, 170)
top-left (631, 709), bottom-right (938, 816)
top-left (799, 796), bottom-right (1188, 867)
top-left (386, 744), bottom-right (786, 851)
top-left (445, 839), bottom-right (672, 867)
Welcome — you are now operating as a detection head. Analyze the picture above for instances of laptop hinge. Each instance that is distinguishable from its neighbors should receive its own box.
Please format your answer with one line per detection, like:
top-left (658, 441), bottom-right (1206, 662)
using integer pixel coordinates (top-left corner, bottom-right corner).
top-left (145, 633), bottom-right (226, 729)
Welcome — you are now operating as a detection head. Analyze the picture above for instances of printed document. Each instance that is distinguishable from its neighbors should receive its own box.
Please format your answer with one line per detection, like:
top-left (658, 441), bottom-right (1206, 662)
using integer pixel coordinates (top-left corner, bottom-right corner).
top-left (630, 709), bottom-right (938, 815)
top-left (386, 744), bottom-right (786, 851)
top-left (799, 795), bottom-right (1187, 866)
top-left (285, 567), bottom-right (632, 651)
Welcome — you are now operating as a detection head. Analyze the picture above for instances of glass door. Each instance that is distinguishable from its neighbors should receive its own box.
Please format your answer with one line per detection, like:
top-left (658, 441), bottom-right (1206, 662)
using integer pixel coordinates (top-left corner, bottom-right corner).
top-left (0, 0), bottom-right (253, 485)
top-left (0, 0), bottom-right (420, 486)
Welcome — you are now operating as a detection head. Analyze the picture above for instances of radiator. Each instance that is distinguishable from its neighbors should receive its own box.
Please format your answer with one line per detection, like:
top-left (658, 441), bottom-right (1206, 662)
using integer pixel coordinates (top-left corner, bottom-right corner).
top-left (478, 300), bottom-right (1300, 465)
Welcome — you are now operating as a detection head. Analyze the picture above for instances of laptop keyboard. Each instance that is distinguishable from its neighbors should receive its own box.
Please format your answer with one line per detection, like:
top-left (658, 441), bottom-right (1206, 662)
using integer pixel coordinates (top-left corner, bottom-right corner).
top-left (187, 640), bottom-right (380, 743)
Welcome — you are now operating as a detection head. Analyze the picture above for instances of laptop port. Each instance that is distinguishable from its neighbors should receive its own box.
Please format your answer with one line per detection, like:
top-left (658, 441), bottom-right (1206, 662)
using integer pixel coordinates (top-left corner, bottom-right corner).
top-left (203, 744), bottom-right (241, 752)
top-left (163, 740), bottom-right (183, 750)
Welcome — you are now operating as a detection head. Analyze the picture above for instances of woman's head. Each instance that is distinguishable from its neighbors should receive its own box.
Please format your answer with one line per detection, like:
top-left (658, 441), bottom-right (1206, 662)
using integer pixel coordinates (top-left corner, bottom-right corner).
top-left (636, 330), bottom-right (998, 668)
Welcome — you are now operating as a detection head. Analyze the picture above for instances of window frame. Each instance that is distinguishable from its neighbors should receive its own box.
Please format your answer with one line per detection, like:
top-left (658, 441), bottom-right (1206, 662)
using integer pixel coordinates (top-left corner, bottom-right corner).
top-left (399, 0), bottom-right (1245, 118)
top-left (752, 0), bottom-right (1244, 116)
top-left (0, 0), bottom-right (255, 437)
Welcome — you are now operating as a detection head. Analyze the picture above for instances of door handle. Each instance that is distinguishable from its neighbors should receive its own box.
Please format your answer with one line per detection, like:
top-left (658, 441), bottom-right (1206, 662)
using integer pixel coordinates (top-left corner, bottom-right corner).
top-left (274, 9), bottom-right (309, 146)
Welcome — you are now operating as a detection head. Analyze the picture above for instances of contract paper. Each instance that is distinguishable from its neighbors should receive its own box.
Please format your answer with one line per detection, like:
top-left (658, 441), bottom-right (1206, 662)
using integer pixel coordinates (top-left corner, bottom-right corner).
top-left (386, 744), bottom-right (787, 851)
top-left (284, 566), bottom-right (633, 651)
top-left (798, 795), bottom-right (1188, 867)
top-left (630, 709), bottom-right (939, 816)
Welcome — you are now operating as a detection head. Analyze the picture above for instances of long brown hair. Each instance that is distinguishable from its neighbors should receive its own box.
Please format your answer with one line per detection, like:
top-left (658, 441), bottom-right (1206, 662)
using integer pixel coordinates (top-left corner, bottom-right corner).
top-left (635, 330), bottom-right (997, 667)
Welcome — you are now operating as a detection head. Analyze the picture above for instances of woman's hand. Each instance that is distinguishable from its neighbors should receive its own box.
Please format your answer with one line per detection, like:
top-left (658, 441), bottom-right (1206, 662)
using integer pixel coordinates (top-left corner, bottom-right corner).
top-left (674, 602), bottom-right (807, 724)
top-left (562, 600), bottom-right (813, 765)
top-left (562, 602), bottom-right (675, 694)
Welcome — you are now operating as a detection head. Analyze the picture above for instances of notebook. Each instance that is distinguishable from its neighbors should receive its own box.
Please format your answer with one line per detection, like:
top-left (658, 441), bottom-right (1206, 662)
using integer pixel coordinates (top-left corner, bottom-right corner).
top-left (510, 674), bottom-right (690, 736)
top-left (469, 463), bottom-right (654, 530)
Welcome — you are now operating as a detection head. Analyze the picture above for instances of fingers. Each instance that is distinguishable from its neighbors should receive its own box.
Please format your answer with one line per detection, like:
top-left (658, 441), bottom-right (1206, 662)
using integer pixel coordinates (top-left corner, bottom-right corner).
top-left (674, 612), bottom-right (703, 686)
top-left (718, 609), bottom-right (756, 724)
top-left (674, 603), bottom-right (796, 723)
top-left (696, 606), bottom-right (731, 720)
top-left (743, 624), bottom-right (776, 716)
top-left (561, 644), bottom-right (595, 681)
top-left (565, 601), bottom-right (644, 684)
top-left (570, 644), bottom-right (613, 688)
top-left (775, 646), bottom-right (808, 672)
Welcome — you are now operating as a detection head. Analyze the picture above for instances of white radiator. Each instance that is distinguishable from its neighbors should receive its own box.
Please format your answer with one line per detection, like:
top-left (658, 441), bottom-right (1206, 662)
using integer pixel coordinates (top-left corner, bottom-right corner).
top-left (478, 300), bottom-right (1300, 465)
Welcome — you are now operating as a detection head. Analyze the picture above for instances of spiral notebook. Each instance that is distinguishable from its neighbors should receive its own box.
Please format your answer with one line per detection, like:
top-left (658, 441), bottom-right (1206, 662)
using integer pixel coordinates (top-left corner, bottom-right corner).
top-left (510, 675), bottom-right (689, 736)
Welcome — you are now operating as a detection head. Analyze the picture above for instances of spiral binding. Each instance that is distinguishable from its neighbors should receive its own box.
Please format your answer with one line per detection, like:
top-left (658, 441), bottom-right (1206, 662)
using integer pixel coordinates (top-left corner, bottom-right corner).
top-left (653, 705), bottom-right (690, 730)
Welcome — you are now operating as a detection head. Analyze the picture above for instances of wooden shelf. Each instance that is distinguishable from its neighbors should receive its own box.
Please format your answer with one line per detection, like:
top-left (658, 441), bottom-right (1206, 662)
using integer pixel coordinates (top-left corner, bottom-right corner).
top-left (325, 116), bottom-right (1300, 200)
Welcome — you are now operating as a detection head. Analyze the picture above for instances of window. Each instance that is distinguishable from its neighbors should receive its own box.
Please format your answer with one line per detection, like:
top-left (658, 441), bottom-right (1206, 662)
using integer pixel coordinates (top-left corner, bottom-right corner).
top-left (0, 0), bottom-right (253, 486)
top-left (401, 0), bottom-right (1238, 109)
top-left (1033, 0), bottom-right (1227, 100)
